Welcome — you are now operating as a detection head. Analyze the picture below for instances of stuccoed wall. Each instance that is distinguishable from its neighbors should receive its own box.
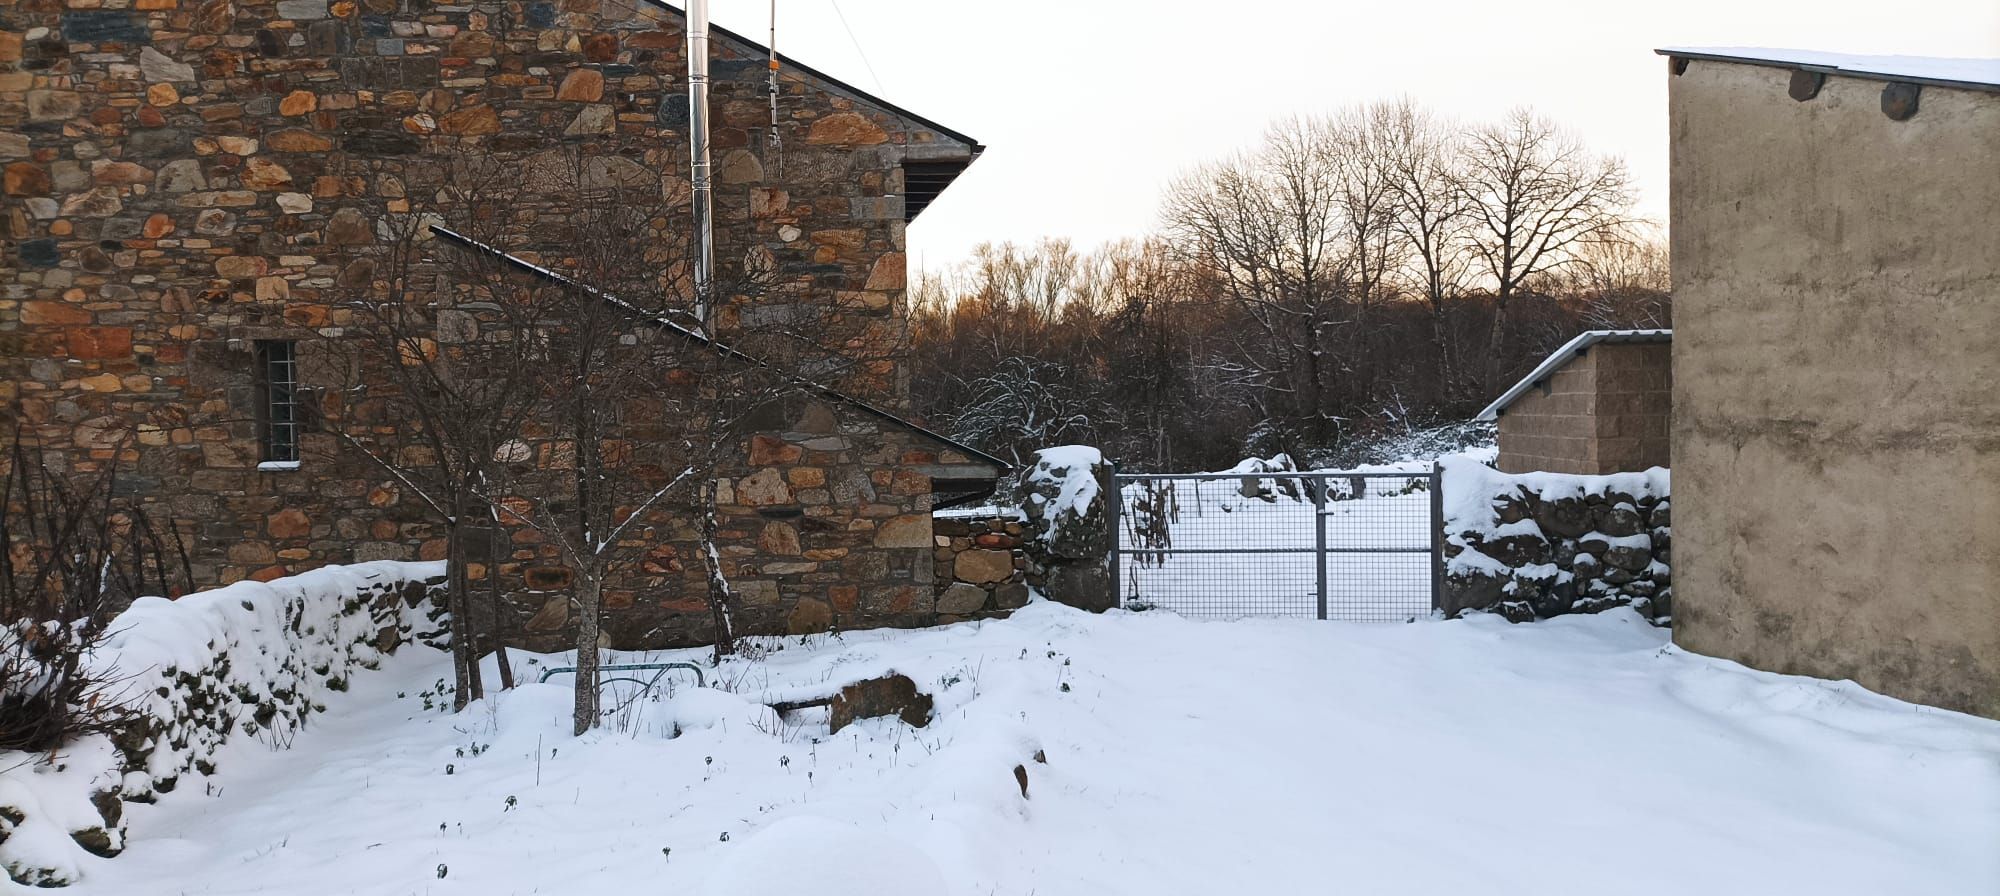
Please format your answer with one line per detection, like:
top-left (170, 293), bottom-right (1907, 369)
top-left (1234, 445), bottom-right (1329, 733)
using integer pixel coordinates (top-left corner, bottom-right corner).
top-left (0, 561), bottom-right (445, 887)
top-left (1439, 457), bottom-right (1671, 624)
top-left (1667, 58), bottom-right (2000, 718)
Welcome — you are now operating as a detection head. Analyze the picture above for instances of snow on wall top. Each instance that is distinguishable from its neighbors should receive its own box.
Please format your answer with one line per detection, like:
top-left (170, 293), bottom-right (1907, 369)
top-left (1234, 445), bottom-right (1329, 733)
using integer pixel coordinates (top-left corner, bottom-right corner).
top-left (1659, 47), bottom-right (2000, 90)
top-left (1439, 455), bottom-right (1669, 535)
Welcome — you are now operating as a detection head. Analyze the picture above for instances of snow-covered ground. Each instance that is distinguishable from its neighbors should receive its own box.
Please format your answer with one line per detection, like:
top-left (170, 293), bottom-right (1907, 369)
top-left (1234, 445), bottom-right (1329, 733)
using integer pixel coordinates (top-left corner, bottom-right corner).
top-left (45, 603), bottom-right (2000, 896)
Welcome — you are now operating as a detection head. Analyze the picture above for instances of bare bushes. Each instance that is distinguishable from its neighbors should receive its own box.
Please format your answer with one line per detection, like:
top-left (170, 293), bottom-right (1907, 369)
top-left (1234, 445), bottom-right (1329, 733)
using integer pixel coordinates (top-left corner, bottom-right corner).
top-left (0, 429), bottom-right (188, 753)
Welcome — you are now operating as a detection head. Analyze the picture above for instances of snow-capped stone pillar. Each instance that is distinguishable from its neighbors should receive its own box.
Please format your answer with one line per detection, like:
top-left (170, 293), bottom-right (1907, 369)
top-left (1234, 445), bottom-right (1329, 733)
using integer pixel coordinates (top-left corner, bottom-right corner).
top-left (1008, 446), bottom-right (1117, 612)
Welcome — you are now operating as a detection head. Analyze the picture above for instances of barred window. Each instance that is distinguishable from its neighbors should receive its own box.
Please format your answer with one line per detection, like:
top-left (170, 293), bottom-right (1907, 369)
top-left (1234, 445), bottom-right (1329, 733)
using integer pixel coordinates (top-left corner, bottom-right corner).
top-left (255, 340), bottom-right (301, 467)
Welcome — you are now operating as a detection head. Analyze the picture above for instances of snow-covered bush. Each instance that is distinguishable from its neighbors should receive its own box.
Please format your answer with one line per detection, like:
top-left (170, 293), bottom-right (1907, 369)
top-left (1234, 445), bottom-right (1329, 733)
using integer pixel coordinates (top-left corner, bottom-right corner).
top-left (0, 561), bottom-right (446, 886)
top-left (1439, 457), bottom-right (1670, 623)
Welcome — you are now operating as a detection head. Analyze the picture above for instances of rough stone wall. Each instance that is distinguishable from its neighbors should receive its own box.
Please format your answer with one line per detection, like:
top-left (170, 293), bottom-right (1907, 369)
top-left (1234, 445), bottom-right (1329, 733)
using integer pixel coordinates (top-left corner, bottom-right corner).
top-left (931, 513), bottom-right (1031, 620)
top-left (1667, 59), bottom-right (2000, 719)
top-left (0, 561), bottom-right (444, 888)
top-left (1, 1), bottom-right (986, 646)
top-left (1496, 343), bottom-right (1671, 475)
top-left (499, 397), bottom-right (997, 652)
top-left (1439, 458), bottom-right (1671, 624)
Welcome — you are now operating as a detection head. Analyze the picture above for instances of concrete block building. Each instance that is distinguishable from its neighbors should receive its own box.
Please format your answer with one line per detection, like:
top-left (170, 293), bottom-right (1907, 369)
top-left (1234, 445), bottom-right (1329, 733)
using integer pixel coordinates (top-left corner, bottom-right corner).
top-left (1476, 329), bottom-right (1673, 475)
top-left (1661, 48), bottom-right (2000, 718)
top-left (1, 0), bottom-right (1013, 648)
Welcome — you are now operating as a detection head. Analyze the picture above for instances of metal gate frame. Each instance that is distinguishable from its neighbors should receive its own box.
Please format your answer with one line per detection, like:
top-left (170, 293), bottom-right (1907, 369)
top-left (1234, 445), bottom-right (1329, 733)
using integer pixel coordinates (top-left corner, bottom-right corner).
top-left (1109, 464), bottom-right (1445, 620)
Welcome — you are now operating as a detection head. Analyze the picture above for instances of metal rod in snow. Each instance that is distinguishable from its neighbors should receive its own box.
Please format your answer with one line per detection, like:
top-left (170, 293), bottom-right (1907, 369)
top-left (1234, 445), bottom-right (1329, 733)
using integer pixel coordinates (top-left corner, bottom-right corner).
top-left (687, 0), bottom-right (715, 332)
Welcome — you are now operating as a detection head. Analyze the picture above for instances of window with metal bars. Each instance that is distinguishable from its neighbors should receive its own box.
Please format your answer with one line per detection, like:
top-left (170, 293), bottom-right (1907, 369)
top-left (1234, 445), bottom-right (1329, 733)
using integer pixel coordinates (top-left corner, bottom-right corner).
top-left (255, 340), bottom-right (301, 466)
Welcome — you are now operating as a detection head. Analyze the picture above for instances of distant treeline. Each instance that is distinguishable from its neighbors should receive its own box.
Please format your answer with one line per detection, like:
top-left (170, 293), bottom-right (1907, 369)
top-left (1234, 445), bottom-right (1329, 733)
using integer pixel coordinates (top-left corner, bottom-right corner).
top-left (909, 100), bottom-right (1669, 472)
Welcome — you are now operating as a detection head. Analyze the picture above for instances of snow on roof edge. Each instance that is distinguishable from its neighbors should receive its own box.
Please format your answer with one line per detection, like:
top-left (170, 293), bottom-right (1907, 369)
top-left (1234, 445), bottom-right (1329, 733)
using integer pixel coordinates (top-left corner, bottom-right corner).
top-left (1474, 329), bottom-right (1671, 423)
top-left (1657, 47), bottom-right (2000, 91)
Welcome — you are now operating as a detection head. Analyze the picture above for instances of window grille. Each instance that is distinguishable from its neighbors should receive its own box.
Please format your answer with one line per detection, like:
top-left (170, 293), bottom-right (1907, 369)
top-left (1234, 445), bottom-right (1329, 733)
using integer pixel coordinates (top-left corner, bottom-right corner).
top-left (255, 340), bottom-right (301, 465)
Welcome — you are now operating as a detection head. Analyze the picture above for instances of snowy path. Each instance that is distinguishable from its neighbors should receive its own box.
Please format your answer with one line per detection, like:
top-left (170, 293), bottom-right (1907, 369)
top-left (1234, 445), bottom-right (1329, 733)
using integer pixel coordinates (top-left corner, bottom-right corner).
top-left (49, 605), bottom-right (2000, 896)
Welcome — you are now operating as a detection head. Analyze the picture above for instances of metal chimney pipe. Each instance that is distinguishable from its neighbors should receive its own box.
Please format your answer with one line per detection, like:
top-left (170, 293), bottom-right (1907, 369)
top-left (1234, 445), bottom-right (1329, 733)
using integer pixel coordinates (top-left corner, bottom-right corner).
top-left (686, 0), bottom-right (714, 330)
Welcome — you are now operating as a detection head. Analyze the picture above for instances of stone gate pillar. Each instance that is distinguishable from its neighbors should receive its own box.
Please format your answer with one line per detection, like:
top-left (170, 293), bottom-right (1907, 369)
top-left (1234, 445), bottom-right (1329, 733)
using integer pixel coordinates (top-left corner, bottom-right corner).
top-left (1009, 447), bottom-right (1116, 612)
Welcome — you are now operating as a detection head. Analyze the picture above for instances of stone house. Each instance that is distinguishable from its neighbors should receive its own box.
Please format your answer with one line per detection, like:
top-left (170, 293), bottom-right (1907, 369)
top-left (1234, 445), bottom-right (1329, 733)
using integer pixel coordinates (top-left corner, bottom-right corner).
top-left (1660, 48), bottom-right (1999, 718)
top-left (1475, 329), bottom-right (1672, 475)
top-left (1, 0), bottom-right (1013, 647)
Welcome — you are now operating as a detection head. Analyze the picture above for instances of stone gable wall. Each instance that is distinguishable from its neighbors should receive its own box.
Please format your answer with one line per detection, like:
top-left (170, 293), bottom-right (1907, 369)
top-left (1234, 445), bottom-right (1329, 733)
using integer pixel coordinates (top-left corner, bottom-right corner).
top-left (1, 0), bottom-right (983, 647)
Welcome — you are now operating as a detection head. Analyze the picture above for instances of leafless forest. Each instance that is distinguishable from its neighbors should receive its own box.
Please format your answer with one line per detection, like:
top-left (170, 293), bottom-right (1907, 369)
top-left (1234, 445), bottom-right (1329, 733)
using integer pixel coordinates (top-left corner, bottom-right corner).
top-left (910, 100), bottom-right (1670, 471)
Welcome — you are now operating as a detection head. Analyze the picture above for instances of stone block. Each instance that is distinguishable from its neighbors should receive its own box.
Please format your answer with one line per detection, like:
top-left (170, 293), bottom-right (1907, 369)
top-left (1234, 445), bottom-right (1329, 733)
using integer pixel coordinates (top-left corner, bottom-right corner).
top-left (953, 549), bottom-right (1014, 585)
top-left (872, 514), bottom-right (930, 548)
top-left (275, 0), bottom-right (330, 19)
top-left (828, 673), bottom-right (931, 733)
top-left (935, 582), bottom-right (987, 615)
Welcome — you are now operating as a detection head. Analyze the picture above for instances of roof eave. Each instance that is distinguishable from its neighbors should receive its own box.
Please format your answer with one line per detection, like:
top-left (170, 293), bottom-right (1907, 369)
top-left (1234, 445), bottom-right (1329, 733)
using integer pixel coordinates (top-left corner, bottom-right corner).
top-left (1655, 48), bottom-right (2000, 95)
top-left (642, 0), bottom-right (984, 149)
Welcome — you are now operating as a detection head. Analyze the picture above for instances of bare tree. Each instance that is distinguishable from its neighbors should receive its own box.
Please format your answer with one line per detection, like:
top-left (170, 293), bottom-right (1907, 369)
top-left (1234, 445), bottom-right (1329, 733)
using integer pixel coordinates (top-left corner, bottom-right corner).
top-left (314, 156), bottom-right (565, 709)
top-left (1376, 98), bottom-right (1476, 396)
top-left (1457, 108), bottom-right (1635, 391)
top-left (1161, 117), bottom-right (1352, 451)
top-left (417, 144), bottom-right (869, 734)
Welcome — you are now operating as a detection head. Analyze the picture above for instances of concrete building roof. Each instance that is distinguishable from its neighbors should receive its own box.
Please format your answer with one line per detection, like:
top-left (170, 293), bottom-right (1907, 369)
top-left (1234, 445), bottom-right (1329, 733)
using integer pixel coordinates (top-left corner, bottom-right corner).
top-left (1657, 48), bottom-right (2000, 93)
top-left (1475, 329), bottom-right (1673, 423)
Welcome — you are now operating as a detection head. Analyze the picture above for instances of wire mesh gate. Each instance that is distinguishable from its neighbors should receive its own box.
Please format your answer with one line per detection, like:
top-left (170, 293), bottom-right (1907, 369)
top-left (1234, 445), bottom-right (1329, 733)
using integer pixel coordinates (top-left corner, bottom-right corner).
top-left (1111, 468), bottom-right (1443, 621)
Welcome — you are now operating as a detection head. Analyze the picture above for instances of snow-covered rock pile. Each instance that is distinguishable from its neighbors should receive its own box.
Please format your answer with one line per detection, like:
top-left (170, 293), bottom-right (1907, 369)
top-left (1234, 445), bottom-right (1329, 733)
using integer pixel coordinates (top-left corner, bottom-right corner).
top-left (1439, 457), bottom-right (1671, 624)
top-left (1007, 446), bottom-right (1116, 612)
top-left (0, 561), bottom-right (446, 887)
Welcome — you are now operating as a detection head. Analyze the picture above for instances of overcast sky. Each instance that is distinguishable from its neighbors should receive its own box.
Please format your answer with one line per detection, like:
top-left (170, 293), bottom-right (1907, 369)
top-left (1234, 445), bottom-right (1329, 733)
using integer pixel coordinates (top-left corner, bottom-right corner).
top-left (714, 0), bottom-right (2000, 271)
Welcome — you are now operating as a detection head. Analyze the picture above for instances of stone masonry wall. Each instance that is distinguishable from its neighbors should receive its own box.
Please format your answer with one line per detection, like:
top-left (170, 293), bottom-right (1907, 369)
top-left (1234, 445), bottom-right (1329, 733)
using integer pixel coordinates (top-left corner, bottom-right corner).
top-left (497, 397), bottom-right (996, 652)
top-left (0, 0), bottom-right (986, 648)
top-left (1497, 342), bottom-right (1671, 475)
top-left (930, 513), bottom-right (1031, 621)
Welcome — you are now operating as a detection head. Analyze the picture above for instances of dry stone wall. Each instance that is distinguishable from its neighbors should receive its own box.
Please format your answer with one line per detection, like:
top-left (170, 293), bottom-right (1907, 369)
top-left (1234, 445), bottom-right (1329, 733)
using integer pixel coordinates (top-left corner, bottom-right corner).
top-left (931, 513), bottom-right (1031, 620)
top-left (926, 446), bottom-right (1119, 617)
top-left (0, 561), bottom-right (445, 888)
top-left (1439, 456), bottom-right (1671, 624)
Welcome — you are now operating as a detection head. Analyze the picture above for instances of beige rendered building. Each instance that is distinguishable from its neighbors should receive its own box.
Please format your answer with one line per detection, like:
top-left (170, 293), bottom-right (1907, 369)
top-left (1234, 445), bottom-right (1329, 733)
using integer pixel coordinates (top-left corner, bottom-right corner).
top-left (1661, 48), bottom-right (2000, 718)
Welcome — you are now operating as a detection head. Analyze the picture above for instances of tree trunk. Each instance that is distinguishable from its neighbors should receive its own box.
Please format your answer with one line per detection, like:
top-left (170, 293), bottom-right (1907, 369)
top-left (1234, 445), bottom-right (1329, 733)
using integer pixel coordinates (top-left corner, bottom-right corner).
top-left (698, 482), bottom-right (736, 663)
top-left (445, 515), bottom-right (483, 711)
top-left (1483, 291), bottom-right (1511, 396)
top-left (1430, 301), bottom-right (1452, 403)
top-left (571, 570), bottom-right (602, 735)
top-left (488, 521), bottom-right (515, 690)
